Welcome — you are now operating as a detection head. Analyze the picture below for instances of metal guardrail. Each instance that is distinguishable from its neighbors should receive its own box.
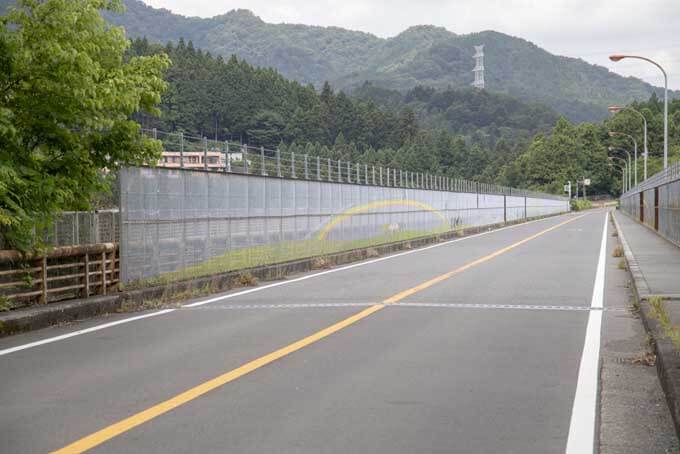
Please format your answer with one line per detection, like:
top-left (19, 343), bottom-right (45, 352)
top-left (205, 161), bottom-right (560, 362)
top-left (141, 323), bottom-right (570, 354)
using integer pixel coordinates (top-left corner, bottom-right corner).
top-left (0, 243), bottom-right (119, 309)
top-left (620, 161), bottom-right (680, 247)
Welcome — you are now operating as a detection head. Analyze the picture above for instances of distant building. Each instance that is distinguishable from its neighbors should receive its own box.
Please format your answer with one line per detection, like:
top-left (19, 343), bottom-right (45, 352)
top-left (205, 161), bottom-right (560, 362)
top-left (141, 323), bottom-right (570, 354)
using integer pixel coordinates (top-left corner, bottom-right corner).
top-left (157, 150), bottom-right (247, 170)
top-left (472, 45), bottom-right (485, 89)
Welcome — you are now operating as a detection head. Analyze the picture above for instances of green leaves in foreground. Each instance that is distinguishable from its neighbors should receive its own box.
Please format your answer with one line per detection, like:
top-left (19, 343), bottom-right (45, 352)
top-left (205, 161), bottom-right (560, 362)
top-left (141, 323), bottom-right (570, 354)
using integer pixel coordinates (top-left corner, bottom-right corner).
top-left (0, 0), bottom-right (169, 251)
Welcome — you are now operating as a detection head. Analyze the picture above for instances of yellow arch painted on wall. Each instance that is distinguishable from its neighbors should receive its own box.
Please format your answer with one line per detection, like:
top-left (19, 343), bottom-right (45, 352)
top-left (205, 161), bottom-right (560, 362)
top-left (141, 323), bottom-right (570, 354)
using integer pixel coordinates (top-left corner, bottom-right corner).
top-left (316, 199), bottom-right (449, 240)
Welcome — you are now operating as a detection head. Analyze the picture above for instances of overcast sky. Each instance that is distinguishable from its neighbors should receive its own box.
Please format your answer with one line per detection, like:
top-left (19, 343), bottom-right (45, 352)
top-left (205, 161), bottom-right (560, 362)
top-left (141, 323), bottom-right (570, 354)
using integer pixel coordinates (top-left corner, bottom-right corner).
top-left (143, 0), bottom-right (680, 90)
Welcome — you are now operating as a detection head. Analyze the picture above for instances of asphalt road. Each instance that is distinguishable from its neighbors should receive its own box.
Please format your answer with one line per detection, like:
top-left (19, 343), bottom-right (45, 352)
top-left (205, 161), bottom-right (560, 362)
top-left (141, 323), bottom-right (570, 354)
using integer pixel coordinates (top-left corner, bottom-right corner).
top-left (0, 210), bottom-right (611, 453)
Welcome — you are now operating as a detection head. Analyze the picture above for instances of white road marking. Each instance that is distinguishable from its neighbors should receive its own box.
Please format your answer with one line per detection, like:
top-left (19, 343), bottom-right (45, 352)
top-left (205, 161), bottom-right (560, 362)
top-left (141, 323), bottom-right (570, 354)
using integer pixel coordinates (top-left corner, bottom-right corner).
top-left (0, 214), bottom-right (572, 357)
top-left (565, 211), bottom-right (608, 454)
top-left (0, 309), bottom-right (176, 357)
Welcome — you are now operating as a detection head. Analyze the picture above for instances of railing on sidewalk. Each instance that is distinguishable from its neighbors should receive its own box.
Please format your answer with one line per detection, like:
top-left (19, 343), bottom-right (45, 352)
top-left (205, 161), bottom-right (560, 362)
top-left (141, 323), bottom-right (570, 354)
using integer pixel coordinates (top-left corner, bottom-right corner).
top-left (620, 161), bottom-right (680, 247)
top-left (0, 243), bottom-right (119, 309)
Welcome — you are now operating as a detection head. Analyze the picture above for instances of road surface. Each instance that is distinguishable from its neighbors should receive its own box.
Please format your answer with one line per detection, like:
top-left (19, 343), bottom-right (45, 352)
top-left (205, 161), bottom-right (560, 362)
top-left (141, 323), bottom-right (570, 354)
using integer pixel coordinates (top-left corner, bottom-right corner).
top-left (1, 210), bottom-right (613, 453)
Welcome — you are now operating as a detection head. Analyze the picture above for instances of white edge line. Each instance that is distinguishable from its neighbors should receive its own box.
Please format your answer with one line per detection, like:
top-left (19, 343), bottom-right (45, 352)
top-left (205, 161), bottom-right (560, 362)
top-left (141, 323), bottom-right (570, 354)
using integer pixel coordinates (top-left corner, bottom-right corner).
top-left (565, 211), bottom-right (608, 454)
top-left (0, 309), bottom-right (176, 357)
top-left (0, 212), bottom-right (573, 357)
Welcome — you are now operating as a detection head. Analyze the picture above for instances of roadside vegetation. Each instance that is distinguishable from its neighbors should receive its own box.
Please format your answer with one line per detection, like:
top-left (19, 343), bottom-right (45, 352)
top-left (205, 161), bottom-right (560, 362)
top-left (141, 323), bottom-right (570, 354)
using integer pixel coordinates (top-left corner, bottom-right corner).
top-left (570, 199), bottom-right (593, 211)
top-left (648, 296), bottom-right (680, 350)
top-left (0, 0), bottom-right (168, 251)
top-left (122, 226), bottom-right (452, 290)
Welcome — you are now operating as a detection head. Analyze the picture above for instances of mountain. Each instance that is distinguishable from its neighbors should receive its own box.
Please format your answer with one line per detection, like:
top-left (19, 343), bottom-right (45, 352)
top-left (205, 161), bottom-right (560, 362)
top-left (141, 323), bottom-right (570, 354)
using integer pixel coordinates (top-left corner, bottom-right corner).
top-left (0, 0), bottom-right (670, 122)
top-left (97, 1), bottom-right (669, 122)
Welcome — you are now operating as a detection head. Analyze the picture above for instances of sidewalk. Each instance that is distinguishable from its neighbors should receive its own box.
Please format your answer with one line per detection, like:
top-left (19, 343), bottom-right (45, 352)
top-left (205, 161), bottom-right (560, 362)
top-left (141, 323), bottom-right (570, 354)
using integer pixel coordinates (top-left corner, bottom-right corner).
top-left (613, 209), bottom-right (680, 443)
top-left (615, 211), bottom-right (680, 299)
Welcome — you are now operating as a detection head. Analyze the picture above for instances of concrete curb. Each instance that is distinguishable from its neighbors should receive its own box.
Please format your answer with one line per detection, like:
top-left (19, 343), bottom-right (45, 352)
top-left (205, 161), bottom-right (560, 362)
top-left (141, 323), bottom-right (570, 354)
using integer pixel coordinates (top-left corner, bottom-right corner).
top-left (612, 211), bottom-right (680, 439)
top-left (0, 213), bottom-right (564, 338)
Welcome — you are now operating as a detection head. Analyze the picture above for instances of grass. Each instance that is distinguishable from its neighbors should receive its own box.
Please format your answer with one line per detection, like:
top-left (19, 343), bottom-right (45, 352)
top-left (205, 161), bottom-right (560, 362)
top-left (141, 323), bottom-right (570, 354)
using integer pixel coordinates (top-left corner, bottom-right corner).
top-left (613, 246), bottom-right (624, 257)
top-left (122, 225), bottom-right (455, 290)
top-left (631, 297), bottom-right (641, 314)
top-left (647, 296), bottom-right (680, 350)
top-left (618, 259), bottom-right (627, 270)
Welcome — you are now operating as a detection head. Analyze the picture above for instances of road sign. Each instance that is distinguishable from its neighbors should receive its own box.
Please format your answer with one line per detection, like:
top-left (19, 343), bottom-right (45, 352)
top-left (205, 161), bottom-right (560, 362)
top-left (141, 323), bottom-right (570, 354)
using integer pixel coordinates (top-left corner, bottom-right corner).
top-left (583, 178), bottom-right (591, 186)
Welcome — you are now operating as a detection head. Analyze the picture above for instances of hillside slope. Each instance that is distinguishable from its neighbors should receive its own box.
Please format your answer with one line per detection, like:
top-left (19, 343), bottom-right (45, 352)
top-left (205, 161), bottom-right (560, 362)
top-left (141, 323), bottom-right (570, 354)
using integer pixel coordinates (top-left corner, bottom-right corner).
top-left (0, 0), bottom-right (669, 121)
top-left (100, 1), bottom-right (668, 121)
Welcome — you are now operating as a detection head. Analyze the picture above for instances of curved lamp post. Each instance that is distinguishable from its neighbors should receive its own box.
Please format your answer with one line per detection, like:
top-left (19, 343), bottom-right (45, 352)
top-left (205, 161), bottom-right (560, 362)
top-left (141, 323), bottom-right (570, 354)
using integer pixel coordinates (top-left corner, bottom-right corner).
top-left (610, 54), bottom-right (668, 169)
top-left (609, 131), bottom-right (638, 187)
top-left (608, 105), bottom-right (648, 180)
top-left (608, 146), bottom-right (632, 190)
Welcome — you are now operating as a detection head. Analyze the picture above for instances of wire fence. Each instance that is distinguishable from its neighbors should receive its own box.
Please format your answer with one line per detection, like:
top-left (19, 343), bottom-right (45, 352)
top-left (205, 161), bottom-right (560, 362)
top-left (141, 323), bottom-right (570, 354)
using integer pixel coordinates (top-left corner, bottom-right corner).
top-left (120, 166), bottom-right (569, 286)
top-left (620, 160), bottom-right (680, 247)
top-left (143, 128), bottom-right (566, 201)
top-left (0, 210), bottom-right (120, 250)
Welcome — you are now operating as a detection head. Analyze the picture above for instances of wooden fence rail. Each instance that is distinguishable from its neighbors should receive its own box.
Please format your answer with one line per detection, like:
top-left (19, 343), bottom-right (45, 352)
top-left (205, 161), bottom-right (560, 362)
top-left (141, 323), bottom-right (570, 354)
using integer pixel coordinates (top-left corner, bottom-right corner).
top-left (0, 243), bottom-right (119, 309)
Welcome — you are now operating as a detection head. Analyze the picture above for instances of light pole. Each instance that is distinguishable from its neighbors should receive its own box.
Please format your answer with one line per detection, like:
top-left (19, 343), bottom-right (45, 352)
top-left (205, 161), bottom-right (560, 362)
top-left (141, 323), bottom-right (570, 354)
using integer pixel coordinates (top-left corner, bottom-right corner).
top-left (609, 131), bottom-right (638, 187)
top-left (609, 156), bottom-right (627, 193)
top-left (610, 54), bottom-right (668, 169)
top-left (608, 105), bottom-right (648, 180)
top-left (608, 161), bottom-right (626, 194)
top-left (608, 147), bottom-right (631, 190)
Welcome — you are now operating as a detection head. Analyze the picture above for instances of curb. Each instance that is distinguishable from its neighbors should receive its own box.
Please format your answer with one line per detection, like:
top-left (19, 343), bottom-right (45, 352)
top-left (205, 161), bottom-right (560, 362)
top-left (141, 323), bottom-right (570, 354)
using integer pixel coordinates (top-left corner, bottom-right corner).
top-left (612, 211), bottom-right (680, 439)
top-left (0, 212), bottom-right (565, 338)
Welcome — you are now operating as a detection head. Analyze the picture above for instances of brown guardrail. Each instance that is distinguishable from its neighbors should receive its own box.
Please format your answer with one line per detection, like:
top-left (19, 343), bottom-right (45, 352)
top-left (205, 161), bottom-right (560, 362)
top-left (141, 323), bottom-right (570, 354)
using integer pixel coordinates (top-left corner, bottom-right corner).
top-left (0, 243), bottom-right (119, 309)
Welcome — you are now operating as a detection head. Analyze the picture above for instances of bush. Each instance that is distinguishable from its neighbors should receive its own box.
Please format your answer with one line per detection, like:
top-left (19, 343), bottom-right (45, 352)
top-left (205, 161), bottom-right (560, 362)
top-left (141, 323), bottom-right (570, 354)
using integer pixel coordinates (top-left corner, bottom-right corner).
top-left (570, 199), bottom-right (593, 211)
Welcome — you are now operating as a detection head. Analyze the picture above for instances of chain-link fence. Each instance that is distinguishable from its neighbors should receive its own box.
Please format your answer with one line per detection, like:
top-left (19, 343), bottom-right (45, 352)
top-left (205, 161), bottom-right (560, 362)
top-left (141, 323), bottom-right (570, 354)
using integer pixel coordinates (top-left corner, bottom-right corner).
top-left (0, 210), bottom-right (119, 250)
top-left (120, 166), bottom-right (568, 285)
top-left (620, 160), bottom-right (680, 247)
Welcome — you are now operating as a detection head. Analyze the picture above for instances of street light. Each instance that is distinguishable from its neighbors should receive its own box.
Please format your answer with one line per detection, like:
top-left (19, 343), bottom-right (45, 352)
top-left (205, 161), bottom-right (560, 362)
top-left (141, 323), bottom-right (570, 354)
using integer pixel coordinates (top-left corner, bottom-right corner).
top-left (608, 156), bottom-right (627, 193)
top-left (608, 146), bottom-right (632, 190)
top-left (609, 131), bottom-right (638, 187)
top-left (610, 54), bottom-right (668, 169)
top-left (608, 105), bottom-right (648, 180)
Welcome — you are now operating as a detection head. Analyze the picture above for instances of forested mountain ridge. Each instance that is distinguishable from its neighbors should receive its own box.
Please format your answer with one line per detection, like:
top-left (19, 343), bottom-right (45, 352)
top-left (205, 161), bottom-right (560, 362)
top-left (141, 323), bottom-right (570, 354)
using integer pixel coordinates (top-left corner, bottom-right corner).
top-left (91, 0), bottom-right (671, 122)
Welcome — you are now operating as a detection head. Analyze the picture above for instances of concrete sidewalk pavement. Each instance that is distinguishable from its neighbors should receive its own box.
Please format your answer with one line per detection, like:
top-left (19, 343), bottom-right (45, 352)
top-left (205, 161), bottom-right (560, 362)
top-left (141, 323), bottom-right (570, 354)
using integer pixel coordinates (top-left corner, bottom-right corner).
top-left (614, 211), bottom-right (680, 299)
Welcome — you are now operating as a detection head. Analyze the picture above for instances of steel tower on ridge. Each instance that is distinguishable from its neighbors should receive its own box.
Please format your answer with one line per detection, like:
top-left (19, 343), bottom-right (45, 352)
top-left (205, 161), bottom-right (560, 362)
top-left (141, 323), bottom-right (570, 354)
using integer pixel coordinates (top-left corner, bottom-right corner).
top-left (472, 45), bottom-right (485, 89)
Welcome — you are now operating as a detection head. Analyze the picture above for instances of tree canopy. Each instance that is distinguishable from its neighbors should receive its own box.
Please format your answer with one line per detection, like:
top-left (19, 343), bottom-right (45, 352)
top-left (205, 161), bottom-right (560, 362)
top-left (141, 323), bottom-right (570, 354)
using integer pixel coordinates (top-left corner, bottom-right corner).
top-left (0, 0), bottom-right (169, 250)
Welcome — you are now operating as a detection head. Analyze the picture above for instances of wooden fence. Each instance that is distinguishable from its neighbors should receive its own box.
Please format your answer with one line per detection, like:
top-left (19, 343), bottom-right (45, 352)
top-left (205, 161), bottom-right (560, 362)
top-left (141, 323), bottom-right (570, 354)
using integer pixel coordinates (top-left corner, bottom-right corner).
top-left (0, 243), bottom-right (119, 310)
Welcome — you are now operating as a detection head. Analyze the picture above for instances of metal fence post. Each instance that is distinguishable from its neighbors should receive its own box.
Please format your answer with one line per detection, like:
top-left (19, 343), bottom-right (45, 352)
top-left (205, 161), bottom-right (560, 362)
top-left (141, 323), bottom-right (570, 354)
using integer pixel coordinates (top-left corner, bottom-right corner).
top-left (372, 166), bottom-right (376, 185)
top-left (203, 137), bottom-right (209, 170)
top-left (379, 167), bottom-right (383, 186)
top-left (179, 132), bottom-right (184, 168)
top-left (356, 163), bottom-right (360, 183)
top-left (328, 158), bottom-right (332, 181)
top-left (304, 154), bottom-right (309, 179)
top-left (337, 159), bottom-right (342, 182)
top-left (243, 145), bottom-right (249, 174)
top-left (225, 141), bottom-right (231, 172)
top-left (260, 146), bottom-right (266, 175)
top-left (387, 167), bottom-right (391, 186)
top-left (347, 161), bottom-right (352, 183)
top-left (316, 156), bottom-right (321, 180)
top-left (365, 164), bottom-right (368, 184)
top-left (276, 148), bottom-right (282, 177)
top-left (291, 152), bottom-right (297, 178)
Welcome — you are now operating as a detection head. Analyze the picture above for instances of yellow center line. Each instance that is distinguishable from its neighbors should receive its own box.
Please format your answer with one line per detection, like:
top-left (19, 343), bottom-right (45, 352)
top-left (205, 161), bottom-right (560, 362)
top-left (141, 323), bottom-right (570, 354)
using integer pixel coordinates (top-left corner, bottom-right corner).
top-left (52, 213), bottom-right (586, 453)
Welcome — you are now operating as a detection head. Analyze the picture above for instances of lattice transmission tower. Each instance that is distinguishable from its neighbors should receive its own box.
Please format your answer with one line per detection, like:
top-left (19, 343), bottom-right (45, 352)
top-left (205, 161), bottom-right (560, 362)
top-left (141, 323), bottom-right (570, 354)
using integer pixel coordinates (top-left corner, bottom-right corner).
top-left (472, 45), bottom-right (485, 89)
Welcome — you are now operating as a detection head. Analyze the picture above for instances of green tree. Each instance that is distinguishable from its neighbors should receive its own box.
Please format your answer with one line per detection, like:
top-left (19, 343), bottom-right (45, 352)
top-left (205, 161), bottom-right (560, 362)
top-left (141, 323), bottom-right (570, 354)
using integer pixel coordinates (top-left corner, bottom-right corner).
top-left (0, 0), bottom-right (169, 250)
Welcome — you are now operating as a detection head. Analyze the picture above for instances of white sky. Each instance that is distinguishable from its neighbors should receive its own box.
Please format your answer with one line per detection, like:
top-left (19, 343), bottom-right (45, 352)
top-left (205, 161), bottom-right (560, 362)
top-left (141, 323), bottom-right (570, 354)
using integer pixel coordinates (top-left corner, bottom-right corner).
top-left (142, 0), bottom-right (680, 89)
